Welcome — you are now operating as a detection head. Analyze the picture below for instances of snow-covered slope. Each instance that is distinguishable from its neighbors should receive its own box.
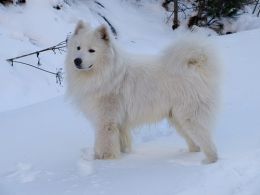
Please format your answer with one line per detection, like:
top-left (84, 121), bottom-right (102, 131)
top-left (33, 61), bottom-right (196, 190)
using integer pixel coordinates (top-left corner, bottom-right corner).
top-left (1, 1), bottom-right (260, 195)
top-left (1, 24), bottom-right (260, 195)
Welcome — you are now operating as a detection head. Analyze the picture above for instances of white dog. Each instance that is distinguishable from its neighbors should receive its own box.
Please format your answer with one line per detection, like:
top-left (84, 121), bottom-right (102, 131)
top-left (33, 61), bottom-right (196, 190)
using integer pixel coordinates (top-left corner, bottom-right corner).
top-left (65, 21), bottom-right (220, 164)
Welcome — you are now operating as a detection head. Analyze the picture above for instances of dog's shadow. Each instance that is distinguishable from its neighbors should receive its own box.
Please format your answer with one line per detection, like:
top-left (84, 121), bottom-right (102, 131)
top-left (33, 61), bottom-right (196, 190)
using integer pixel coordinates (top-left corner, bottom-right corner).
top-left (167, 150), bottom-right (204, 166)
top-left (79, 146), bottom-right (204, 167)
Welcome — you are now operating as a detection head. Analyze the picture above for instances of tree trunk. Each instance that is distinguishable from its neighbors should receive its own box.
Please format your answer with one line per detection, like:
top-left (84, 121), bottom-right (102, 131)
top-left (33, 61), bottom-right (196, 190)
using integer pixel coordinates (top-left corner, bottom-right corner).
top-left (172, 0), bottom-right (179, 30)
top-left (197, 0), bottom-right (205, 19)
top-left (253, 0), bottom-right (260, 14)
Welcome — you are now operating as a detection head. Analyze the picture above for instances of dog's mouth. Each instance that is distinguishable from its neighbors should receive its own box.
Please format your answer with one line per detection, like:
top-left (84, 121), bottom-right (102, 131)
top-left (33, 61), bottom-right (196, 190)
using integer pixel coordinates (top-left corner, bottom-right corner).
top-left (76, 64), bottom-right (93, 70)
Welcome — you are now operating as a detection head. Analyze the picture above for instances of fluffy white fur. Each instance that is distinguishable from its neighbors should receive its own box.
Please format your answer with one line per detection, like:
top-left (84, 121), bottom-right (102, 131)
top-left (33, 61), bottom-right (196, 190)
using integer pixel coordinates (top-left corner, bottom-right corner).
top-left (65, 21), bottom-right (220, 164)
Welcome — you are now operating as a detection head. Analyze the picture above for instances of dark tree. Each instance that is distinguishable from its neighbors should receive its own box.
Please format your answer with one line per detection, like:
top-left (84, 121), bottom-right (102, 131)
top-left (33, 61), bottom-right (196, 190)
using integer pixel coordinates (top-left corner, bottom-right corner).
top-left (0, 0), bottom-right (26, 5)
top-left (188, 0), bottom-right (254, 33)
top-left (0, 0), bottom-right (13, 5)
top-left (205, 0), bottom-right (251, 18)
top-left (163, 0), bottom-right (254, 33)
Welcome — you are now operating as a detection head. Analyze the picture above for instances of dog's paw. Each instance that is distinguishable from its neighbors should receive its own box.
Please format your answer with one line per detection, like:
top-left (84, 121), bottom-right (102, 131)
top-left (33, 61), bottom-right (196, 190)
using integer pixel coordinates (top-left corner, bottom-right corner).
top-left (201, 156), bottom-right (218, 164)
top-left (120, 145), bottom-right (132, 153)
top-left (94, 151), bottom-right (120, 160)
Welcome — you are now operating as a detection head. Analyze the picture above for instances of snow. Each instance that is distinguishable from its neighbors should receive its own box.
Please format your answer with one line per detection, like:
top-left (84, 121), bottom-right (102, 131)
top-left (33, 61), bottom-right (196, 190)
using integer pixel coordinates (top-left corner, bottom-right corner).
top-left (1, 0), bottom-right (260, 195)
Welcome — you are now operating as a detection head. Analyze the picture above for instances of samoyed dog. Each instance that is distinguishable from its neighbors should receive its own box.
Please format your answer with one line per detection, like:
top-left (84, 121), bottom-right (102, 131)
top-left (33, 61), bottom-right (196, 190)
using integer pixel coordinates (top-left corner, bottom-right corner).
top-left (65, 21), bottom-right (220, 164)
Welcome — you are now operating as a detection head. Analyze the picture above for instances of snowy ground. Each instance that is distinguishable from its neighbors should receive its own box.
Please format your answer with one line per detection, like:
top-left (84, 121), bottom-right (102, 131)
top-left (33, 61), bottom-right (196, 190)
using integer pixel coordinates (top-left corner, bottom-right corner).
top-left (1, 1), bottom-right (260, 195)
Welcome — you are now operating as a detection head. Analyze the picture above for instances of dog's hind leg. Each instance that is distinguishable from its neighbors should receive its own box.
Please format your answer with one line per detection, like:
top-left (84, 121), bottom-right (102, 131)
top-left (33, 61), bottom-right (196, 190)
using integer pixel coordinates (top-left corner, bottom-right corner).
top-left (179, 118), bottom-right (218, 164)
top-left (168, 115), bottom-right (200, 152)
top-left (119, 125), bottom-right (132, 153)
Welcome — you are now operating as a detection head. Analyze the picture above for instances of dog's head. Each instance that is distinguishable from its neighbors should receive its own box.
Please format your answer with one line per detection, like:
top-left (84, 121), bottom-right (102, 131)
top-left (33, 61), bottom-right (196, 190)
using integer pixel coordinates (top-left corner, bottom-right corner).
top-left (67, 21), bottom-right (114, 72)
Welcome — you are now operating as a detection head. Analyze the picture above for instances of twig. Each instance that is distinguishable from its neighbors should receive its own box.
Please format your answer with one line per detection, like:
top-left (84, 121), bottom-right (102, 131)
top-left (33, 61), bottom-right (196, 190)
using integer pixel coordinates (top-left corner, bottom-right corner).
top-left (165, 2), bottom-right (196, 23)
top-left (166, 11), bottom-right (174, 23)
top-left (8, 60), bottom-right (64, 85)
top-left (11, 60), bottom-right (56, 75)
top-left (207, 17), bottom-right (216, 26)
top-left (97, 13), bottom-right (117, 37)
top-left (94, 1), bottom-right (105, 8)
top-left (6, 40), bottom-right (67, 62)
top-left (6, 40), bottom-right (67, 85)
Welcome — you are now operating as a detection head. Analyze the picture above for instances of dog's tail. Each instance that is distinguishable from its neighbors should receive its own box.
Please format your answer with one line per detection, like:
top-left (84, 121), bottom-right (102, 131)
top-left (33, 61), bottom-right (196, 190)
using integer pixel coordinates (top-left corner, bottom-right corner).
top-left (163, 33), bottom-right (220, 83)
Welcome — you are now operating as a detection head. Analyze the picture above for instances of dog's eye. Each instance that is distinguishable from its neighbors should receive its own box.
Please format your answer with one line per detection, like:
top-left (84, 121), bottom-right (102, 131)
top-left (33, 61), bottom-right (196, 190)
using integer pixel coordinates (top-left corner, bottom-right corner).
top-left (89, 49), bottom-right (95, 53)
top-left (77, 46), bottom-right (81, 50)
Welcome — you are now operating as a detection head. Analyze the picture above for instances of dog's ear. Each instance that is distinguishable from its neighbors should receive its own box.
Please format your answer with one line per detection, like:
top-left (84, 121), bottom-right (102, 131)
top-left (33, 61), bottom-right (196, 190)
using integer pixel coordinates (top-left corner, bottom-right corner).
top-left (74, 20), bottom-right (88, 35)
top-left (95, 25), bottom-right (109, 42)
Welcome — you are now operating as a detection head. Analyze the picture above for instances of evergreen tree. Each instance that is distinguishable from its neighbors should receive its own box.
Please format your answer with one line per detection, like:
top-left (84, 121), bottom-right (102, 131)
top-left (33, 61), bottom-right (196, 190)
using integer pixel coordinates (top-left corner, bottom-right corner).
top-left (204, 0), bottom-right (251, 18)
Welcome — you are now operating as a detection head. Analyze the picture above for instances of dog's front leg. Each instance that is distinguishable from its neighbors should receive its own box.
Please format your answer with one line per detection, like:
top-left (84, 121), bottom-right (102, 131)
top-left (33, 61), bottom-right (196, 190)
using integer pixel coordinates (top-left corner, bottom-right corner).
top-left (94, 122), bottom-right (121, 160)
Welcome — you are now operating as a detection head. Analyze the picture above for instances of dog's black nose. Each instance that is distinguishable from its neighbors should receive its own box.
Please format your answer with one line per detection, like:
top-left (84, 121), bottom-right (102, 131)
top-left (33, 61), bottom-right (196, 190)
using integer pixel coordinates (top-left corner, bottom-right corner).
top-left (74, 58), bottom-right (82, 68)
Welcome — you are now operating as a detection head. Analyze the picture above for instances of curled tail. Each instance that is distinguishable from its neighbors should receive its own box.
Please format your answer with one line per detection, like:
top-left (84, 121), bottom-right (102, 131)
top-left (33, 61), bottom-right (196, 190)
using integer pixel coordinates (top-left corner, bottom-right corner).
top-left (163, 33), bottom-right (220, 83)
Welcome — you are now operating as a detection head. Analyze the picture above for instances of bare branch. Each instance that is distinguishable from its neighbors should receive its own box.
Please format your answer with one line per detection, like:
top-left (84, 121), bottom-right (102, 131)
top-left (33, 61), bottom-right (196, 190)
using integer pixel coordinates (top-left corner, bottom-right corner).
top-left (7, 60), bottom-right (64, 85)
top-left (6, 40), bottom-right (67, 85)
top-left (6, 40), bottom-right (67, 62)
